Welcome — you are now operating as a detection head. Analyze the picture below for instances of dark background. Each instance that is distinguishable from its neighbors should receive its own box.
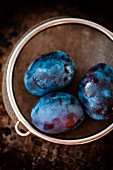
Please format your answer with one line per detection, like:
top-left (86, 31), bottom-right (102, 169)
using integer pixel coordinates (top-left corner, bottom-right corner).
top-left (0, 1), bottom-right (113, 170)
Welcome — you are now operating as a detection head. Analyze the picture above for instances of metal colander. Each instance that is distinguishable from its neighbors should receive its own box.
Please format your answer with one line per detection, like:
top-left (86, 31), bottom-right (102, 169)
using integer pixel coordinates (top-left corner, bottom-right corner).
top-left (2, 18), bottom-right (113, 145)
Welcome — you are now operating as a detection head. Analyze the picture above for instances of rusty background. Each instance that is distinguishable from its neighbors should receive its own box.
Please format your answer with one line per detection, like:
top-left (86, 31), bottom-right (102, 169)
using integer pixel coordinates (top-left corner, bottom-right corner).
top-left (0, 1), bottom-right (113, 170)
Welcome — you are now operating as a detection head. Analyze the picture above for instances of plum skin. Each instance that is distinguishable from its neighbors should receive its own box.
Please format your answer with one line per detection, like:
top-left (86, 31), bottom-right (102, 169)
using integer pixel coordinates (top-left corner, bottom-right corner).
top-left (31, 92), bottom-right (85, 134)
top-left (24, 51), bottom-right (76, 96)
top-left (78, 63), bottom-right (113, 120)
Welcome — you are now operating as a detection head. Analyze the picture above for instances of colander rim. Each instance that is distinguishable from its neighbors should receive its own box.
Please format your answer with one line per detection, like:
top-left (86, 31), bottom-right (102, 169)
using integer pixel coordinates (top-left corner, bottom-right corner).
top-left (6, 17), bottom-right (113, 145)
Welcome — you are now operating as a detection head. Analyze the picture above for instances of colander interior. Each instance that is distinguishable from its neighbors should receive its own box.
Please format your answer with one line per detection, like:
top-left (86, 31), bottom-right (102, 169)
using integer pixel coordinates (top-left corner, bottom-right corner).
top-left (13, 23), bottom-right (113, 139)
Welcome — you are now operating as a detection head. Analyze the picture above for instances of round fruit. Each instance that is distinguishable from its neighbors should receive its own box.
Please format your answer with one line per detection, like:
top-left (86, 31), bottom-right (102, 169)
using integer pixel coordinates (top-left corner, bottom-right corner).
top-left (78, 63), bottom-right (113, 120)
top-left (24, 51), bottom-right (76, 96)
top-left (31, 92), bottom-right (85, 134)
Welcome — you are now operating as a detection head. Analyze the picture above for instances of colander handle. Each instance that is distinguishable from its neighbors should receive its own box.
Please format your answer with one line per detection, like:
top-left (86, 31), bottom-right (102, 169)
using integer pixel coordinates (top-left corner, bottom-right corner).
top-left (15, 121), bottom-right (30, 137)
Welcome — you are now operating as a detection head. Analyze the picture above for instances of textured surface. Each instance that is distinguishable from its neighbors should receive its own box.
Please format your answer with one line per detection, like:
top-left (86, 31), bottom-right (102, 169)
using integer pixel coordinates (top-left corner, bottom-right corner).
top-left (24, 51), bottom-right (76, 96)
top-left (78, 63), bottom-right (113, 120)
top-left (0, 1), bottom-right (113, 170)
top-left (31, 92), bottom-right (84, 134)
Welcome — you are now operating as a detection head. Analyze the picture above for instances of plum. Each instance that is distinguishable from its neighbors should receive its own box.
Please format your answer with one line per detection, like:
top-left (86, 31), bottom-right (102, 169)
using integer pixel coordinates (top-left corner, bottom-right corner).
top-left (31, 92), bottom-right (85, 134)
top-left (24, 51), bottom-right (76, 96)
top-left (78, 63), bottom-right (113, 120)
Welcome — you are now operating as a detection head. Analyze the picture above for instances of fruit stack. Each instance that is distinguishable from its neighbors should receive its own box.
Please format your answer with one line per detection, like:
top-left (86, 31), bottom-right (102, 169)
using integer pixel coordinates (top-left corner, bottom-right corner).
top-left (24, 51), bottom-right (113, 134)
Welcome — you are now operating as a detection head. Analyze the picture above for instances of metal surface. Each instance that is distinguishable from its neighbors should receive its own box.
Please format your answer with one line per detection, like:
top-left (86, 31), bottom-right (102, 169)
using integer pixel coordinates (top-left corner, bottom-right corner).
top-left (15, 121), bottom-right (30, 136)
top-left (6, 18), bottom-right (113, 145)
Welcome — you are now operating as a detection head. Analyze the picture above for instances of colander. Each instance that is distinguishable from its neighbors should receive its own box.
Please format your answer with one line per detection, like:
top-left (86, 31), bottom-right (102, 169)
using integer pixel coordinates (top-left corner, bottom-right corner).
top-left (2, 18), bottom-right (113, 145)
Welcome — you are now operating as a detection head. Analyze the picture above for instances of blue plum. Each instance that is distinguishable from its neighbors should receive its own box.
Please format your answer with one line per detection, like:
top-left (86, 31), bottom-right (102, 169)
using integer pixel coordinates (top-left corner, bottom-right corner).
top-left (24, 51), bottom-right (76, 96)
top-left (78, 63), bottom-right (113, 120)
top-left (31, 92), bottom-right (85, 134)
